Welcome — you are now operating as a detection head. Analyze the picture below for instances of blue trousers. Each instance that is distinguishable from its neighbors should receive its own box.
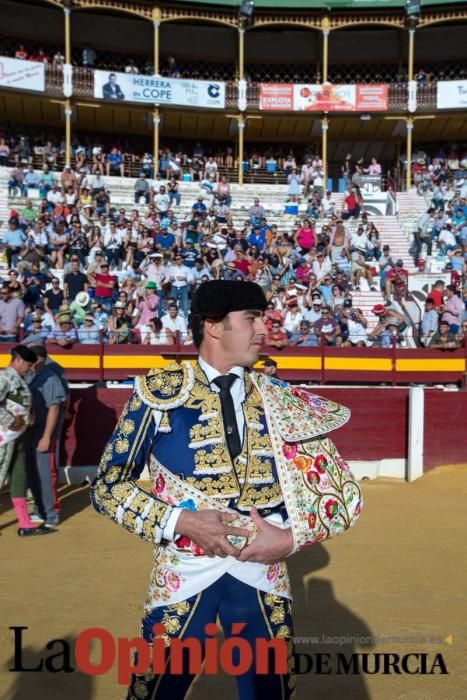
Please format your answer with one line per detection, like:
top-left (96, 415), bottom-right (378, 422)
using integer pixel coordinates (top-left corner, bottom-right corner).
top-left (127, 574), bottom-right (295, 700)
top-left (172, 286), bottom-right (189, 318)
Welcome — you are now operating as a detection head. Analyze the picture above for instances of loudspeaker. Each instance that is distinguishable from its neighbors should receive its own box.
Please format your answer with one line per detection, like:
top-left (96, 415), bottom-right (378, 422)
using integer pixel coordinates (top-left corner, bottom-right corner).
top-left (405, 0), bottom-right (421, 16)
top-left (239, 0), bottom-right (254, 20)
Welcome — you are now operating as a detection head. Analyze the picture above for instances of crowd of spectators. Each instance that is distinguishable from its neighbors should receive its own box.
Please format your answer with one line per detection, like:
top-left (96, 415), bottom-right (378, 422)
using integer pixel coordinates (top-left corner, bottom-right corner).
top-left (1, 156), bottom-right (465, 350)
top-left (402, 145), bottom-right (467, 195)
top-left (0, 127), bottom-right (388, 185)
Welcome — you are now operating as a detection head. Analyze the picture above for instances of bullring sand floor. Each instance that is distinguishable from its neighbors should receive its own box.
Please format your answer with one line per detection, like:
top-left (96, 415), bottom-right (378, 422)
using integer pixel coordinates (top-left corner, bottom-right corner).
top-left (1, 465), bottom-right (466, 700)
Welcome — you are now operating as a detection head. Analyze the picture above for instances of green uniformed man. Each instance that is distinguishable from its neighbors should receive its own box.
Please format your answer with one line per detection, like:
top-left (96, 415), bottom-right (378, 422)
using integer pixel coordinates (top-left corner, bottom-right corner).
top-left (0, 345), bottom-right (49, 536)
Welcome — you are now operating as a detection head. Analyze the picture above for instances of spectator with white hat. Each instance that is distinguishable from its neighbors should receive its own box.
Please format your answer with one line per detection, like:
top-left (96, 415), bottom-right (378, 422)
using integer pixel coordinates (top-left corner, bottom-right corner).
top-left (70, 291), bottom-right (91, 326)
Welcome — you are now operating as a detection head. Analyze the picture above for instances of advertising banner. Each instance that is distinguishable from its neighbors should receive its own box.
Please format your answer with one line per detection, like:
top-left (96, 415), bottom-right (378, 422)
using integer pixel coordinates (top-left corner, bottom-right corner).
top-left (437, 80), bottom-right (467, 110)
top-left (355, 84), bottom-right (388, 111)
top-left (259, 83), bottom-right (388, 112)
top-left (0, 56), bottom-right (45, 92)
top-left (294, 84), bottom-right (356, 112)
top-left (93, 70), bottom-right (225, 109)
top-left (259, 84), bottom-right (294, 111)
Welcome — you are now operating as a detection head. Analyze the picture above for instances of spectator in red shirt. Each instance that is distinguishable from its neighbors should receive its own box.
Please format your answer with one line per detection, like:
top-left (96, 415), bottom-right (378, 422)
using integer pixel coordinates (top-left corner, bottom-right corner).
top-left (385, 259), bottom-right (409, 301)
top-left (263, 302), bottom-right (283, 332)
top-left (95, 262), bottom-right (116, 313)
top-left (266, 320), bottom-right (288, 349)
top-left (295, 258), bottom-right (313, 281)
top-left (15, 45), bottom-right (28, 60)
top-left (427, 280), bottom-right (445, 308)
top-left (234, 250), bottom-right (250, 277)
top-left (29, 48), bottom-right (48, 63)
top-left (341, 189), bottom-right (361, 220)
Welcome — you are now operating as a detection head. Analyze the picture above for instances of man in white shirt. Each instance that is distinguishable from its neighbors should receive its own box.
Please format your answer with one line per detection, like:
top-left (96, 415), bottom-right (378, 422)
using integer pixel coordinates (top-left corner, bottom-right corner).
top-left (204, 156), bottom-right (218, 182)
top-left (46, 185), bottom-right (63, 207)
top-left (161, 302), bottom-right (188, 339)
top-left (91, 172), bottom-right (105, 194)
top-left (140, 253), bottom-right (167, 291)
top-left (312, 251), bottom-right (333, 281)
top-left (350, 226), bottom-right (369, 252)
top-left (438, 224), bottom-right (457, 253)
top-left (103, 222), bottom-right (124, 269)
top-left (154, 185), bottom-right (170, 217)
top-left (166, 254), bottom-right (193, 315)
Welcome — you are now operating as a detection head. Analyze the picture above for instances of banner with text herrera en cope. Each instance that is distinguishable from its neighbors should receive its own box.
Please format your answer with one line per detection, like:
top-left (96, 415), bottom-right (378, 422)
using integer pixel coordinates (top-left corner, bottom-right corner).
top-left (94, 70), bottom-right (225, 109)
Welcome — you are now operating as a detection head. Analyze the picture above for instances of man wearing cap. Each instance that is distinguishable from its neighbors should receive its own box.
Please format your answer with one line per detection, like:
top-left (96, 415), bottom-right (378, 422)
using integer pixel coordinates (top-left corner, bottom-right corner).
top-left (25, 345), bottom-right (67, 529)
top-left (92, 280), bottom-right (361, 700)
top-left (77, 314), bottom-right (100, 344)
top-left (155, 227), bottom-right (176, 252)
top-left (289, 319), bottom-right (318, 347)
top-left (370, 304), bottom-right (405, 345)
top-left (384, 259), bottom-right (409, 302)
top-left (303, 296), bottom-right (323, 324)
top-left (0, 345), bottom-right (49, 536)
top-left (47, 315), bottom-right (78, 348)
top-left (140, 253), bottom-right (167, 291)
top-left (24, 311), bottom-right (50, 344)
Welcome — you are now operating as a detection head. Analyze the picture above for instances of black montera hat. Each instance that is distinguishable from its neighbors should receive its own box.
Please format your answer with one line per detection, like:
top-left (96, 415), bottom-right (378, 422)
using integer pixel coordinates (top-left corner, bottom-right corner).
top-left (11, 344), bottom-right (37, 363)
top-left (191, 280), bottom-right (267, 319)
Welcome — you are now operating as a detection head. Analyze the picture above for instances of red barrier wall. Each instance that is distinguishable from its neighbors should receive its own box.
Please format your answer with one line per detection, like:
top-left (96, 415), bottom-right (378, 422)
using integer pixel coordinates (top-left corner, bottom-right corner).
top-left (61, 387), bottom-right (466, 472)
top-left (423, 391), bottom-right (467, 471)
top-left (62, 388), bottom-right (131, 468)
top-left (61, 386), bottom-right (412, 467)
top-left (309, 388), bottom-right (409, 459)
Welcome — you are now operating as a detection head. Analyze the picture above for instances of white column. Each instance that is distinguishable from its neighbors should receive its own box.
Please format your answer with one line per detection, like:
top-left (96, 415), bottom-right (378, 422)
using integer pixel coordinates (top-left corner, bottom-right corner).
top-left (407, 386), bottom-right (424, 481)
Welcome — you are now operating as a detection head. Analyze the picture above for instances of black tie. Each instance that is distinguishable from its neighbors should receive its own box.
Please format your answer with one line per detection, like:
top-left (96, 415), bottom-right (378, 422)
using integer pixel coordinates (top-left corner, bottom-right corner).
top-left (213, 374), bottom-right (242, 460)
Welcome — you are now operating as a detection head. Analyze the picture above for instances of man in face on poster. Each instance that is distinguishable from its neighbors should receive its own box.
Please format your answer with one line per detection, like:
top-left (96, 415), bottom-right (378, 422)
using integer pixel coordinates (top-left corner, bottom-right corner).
top-left (92, 280), bottom-right (361, 699)
top-left (102, 73), bottom-right (125, 101)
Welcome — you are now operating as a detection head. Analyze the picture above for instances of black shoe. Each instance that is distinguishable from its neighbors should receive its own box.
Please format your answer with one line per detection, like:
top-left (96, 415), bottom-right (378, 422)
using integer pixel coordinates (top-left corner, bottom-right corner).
top-left (17, 525), bottom-right (52, 537)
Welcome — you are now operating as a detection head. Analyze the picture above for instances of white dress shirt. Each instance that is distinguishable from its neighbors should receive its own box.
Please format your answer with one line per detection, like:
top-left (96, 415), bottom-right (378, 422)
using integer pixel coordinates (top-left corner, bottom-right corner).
top-left (162, 356), bottom-right (245, 539)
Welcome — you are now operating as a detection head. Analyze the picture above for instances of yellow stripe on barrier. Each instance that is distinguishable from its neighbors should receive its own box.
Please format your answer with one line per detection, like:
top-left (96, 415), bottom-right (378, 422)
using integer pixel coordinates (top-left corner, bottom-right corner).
top-left (325, 357), bottom-right (392, 371)
top-left (0, 354), bottom-right (11, 368)
top-left (48, 354), bottom-right (100, 369)
top-left (253, 356), bottom-right (321, 370)
top-left (103, 355), bottom-right (169, 369)
top-left (396, 359), bottom-right (466, 372)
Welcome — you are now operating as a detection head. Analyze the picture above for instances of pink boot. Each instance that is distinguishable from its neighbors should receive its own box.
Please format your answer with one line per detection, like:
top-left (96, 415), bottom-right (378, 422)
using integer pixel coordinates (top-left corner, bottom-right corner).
top-left (11, 498), bottom-right (38, 529)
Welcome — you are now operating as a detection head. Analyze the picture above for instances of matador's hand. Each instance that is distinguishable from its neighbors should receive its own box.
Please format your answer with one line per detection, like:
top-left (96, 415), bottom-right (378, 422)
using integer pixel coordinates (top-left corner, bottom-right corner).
top-left (9, 415), bottom-right (25, 431)
top-left (237, 507), bottom-right (294, 565)
top-left (175, 509), bottom-right (252, 559)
